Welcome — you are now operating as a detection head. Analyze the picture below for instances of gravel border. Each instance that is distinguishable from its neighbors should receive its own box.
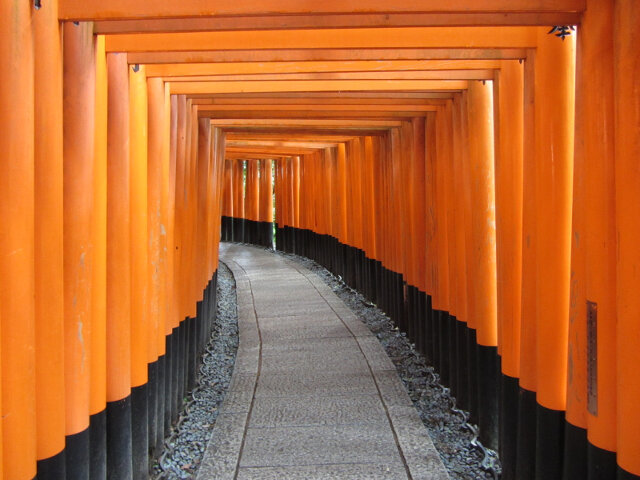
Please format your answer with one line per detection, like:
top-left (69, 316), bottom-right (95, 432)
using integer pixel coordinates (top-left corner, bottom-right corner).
top-left (152, 262), bottom-right (239, 479)
top-left (274, 249), bottom-right (501, 480)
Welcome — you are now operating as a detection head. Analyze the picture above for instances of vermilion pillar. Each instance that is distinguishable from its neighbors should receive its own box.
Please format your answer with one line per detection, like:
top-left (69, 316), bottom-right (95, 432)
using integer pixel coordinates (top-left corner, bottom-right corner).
top-left (579, 1), bottom-right (618, 478)
top-left (0, 1), bottom-right (36, 478)
top-left (129, 63), bottom-right (149, 479)
top-left (146, 77), bottom-right (168, 453)
top-left (259, 158), bottom-right (274, 247)
top-left (106, 52), bottom-right (133, 480)
top-left (165, 94), bottom-right (178, 429)
top-left (63, 21), bottom-right (96, 480)
top-left (467, 80), bottom-right (499, 450)
top-left (91, 34), bottom-right (108, 480)
top-left (534, 27), bottom-right (576, 480)
top-left (614, 1), bottom-right (640, 477)
top-left (34, 1), bottom-right (66, 477)
top-left (516, 49), bottom-right (538, 480)
top-left (232, 160), bottom-right (245, 242)
top-left (222, 159), bottom-right (233, 240)
top-left (493, 60), bottom-right (524, 480)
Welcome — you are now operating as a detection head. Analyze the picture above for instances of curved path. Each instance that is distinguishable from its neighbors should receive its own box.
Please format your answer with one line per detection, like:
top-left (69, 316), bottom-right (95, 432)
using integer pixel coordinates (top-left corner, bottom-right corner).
top-left (197, 243), bottom-right (449, 480)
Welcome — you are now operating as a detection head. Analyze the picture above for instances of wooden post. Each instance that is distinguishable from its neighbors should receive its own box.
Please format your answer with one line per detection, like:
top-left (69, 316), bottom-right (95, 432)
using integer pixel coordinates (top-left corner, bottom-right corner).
top-left (534, 26), bottom-right (575, 480)
top-left (614, 1), bottom-right (640, 477)
top-left (0, 1), bottom-right (36, 478)
top-left (91, 33), bottom-right (108, 479)
top-left (493, 60), bottom-right (524, 480)
top-left (106, 51), bottom-right (133, 480)
top-left (34, 1), bottom-right (66, 476)
top-left (129, 63), bottom-right (149, 479)
top-left (63, 21), bottom-right (96, 480)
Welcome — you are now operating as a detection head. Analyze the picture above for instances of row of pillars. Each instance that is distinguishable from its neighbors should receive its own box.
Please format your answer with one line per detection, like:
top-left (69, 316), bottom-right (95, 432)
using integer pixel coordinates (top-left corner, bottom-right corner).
top-left (0, 3), bottom-right (225, 479)
top-left (221, 159), bottom-right (274, 247)
top-left (220, 14), bottom-right (640, 480)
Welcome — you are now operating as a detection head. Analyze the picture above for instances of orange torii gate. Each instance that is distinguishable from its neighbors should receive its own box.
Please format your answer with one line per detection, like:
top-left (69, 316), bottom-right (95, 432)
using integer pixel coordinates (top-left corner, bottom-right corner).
top-left (2, 1), bottom-right (640, 480)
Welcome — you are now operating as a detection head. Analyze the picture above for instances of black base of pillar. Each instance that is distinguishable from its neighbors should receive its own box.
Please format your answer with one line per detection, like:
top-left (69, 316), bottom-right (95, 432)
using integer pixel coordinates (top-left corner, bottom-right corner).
top-left (516, 387), bottom-right (537, 480)
top-left (535, 403), bottom-right (564, 480)
top-left (89, 409), bottom-right (107, 480)
top-left (66, 426), bottom-right (90, 479)
top-left (500, 374), bottom-right (519, 480)
top-left (36, 448), bottom-right (66, 480)
top-left (588, 441), bottom-right (617, 480)
top-left (131, 384), bottom-right (149, 480)
top-left (562, 421), bottom-right (587, 480)
top-left (477, 344), bottom-right (499, 450)
top-left (618, 467), bottom-right (640, 480)
top-left (106, 396), bottom-right (133, 480)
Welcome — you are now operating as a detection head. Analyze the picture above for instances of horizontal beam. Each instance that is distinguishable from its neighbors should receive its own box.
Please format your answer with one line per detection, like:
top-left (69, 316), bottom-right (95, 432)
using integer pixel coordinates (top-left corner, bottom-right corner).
top-left (226, 146), bottom-right (320, 155)
top-left (163, 70), bottom-right (495, 82)
top-left (221, 127), bottom-right (390, 136)
top-left (196, 104), bottom-right (439, 112)
top-left (190, 97), bottom-right (449, 105)
top-left (199, 110), bottom-right (422, 120)
top-left (226, 140), bottom-right (340, 149)
top-left (170, 79), bottom-right (467, 94)
top-left (225, 133), bottom-right (359, 142)
top-left (146, 59), bottom-right (504, 77)
top-left (94, 12), bottom-right (581, 34)
top-left (128, 48), bottom-right (528, 64)
top-left (225, 152), bottom-right (294, 160)
top-left (60, 0), bottom-right (584, 21)
top-left (106, 27), bottom-right (538, 52)
top-left (188, 92), bottom-right (455, 99)
top-left (211, 119), bottom-right (402, 127)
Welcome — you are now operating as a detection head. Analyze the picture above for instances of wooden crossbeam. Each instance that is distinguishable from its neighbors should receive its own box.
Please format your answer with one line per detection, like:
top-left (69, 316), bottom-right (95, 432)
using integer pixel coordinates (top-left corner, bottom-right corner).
top-left (146, 60), bottom-right (504, 77)
top-left (170, 79), bottom-right (467, 95)
top-left (127, 48), bottom-right (528, 64)
top-left (106, 27), bottom-right (538, 52)
top-left (163, 70), bottom-right (495, 82)
top-left (94, 12), bottom-right (580, 34)
top-left (59, 0), bottom-right (585, 21)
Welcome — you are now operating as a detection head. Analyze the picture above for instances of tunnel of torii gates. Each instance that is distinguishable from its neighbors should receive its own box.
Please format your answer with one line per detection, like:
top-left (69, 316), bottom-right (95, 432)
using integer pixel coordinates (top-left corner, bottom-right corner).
top-left (0, 1), bottom-right (639, 480)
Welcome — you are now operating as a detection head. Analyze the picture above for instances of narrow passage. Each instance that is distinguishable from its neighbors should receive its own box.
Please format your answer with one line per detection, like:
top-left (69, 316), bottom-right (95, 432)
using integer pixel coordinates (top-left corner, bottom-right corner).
top-left (197, 243), bottom-right (449, 480)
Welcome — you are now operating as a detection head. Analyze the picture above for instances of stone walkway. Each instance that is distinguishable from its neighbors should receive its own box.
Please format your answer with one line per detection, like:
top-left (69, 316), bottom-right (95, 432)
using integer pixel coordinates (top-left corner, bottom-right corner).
top-left (197, 243), bottom-right (449, 480)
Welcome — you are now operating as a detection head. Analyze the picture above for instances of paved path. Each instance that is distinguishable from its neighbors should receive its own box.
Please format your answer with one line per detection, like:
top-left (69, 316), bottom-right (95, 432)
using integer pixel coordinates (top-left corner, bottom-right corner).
top-left (197, 243), bottom-right (449, 480)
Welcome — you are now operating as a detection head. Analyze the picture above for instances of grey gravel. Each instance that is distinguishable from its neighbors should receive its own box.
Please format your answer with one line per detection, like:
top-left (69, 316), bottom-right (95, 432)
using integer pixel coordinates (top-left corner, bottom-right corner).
top-left (153, 262), bottom-right (239, 479)
top-left (274, 249), bottom-right (501, 480)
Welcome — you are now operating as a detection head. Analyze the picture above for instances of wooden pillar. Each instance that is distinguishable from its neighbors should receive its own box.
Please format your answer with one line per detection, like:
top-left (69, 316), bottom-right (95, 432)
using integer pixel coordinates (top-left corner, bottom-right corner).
top-left (106, 52), bottom-right (133, 480)
top-left (222, 159), bottom-right (233, 240)
top-left (165, 94), bottom-right (178, 430)
top-left (451, 94), bottom-right (470, 412)
top-left (443, 102), bottom-right (459, 395)
top-left (34, 1), bottom-right (65, 477)
top-left (129, 63), bottom-right (149, 480)
top-left (534, 26), bottom-right (576, 480)
top-left (614, 1), bottom-right (640, 477)
top-left (246, 160), bottom-right (259, 243)
top-left (232, 160), bottom-right (245, 241)
top-left (63, 21), bottom-right (96, 480)
top-left (0, 1), bottom-right (36, 478)
top-left (569, 1), bottom-right (618, 478)
top-left (197, 118), bottom-right (211, 288)
top-left (467, 80), bottom-right (499, 450)
top-left (493, 60), bottom-right (524, 480)
top-left (90, 33), bottom-right (108, 480)
top-left (259, 158), bottom-right (274, 247)
top-left (146, 76), bottom-right (167, 455)
top-left (292, 156), bottom-right (301, 237)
